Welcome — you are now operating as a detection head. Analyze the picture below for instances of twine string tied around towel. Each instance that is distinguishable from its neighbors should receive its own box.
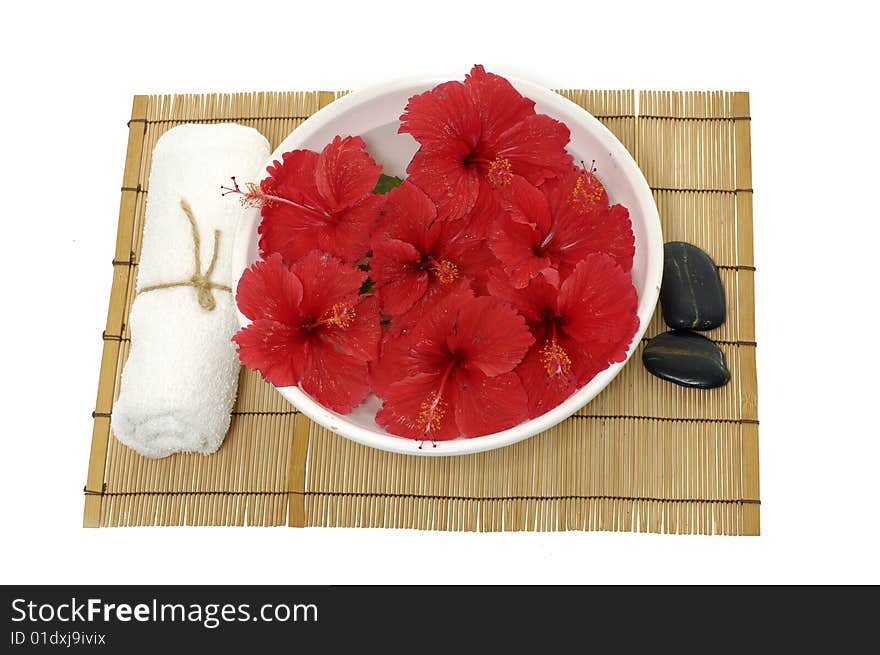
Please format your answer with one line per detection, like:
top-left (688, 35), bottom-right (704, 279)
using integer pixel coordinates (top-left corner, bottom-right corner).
top-left (138, 198), bottom-right (231, 310)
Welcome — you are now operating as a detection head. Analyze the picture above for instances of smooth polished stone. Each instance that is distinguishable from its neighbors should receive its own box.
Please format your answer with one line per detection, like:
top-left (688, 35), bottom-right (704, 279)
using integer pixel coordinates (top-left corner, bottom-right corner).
top-left (642, 330), bottom-right (730, 389)
top-left (660, 241), bottom-right (726, 330)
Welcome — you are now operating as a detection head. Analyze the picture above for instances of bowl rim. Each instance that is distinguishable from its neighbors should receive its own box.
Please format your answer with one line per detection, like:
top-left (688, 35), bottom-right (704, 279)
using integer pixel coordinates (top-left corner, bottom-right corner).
top-left (231, 73), bottom-right (663, 456)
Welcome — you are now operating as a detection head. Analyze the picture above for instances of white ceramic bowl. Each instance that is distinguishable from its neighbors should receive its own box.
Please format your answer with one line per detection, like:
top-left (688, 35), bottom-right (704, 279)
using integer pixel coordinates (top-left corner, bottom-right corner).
top-left (231, 74), bottom-right (663, 456)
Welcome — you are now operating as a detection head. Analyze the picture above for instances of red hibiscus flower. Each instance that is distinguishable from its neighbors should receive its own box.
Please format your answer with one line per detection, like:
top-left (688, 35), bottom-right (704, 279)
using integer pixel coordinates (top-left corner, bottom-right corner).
top-left (233, 250), bottom-right (381, 413)
top-left (489, 169), bottom-right (635, 288)
top-left (488, 253), bottom-right (639, 418)
top-left (252, 135), bottom-right (384, 264)
top-left (399, 65), bottom-right (572, 221)
top-left (370, 181), bottom-right (498, 328)
top-left (374, 287), bottom-right (534, 440)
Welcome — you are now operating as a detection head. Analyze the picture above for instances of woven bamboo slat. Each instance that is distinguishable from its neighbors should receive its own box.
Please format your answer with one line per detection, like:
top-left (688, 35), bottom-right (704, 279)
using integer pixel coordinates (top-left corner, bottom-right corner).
top-left (83, 89), bottom-right (759, 535)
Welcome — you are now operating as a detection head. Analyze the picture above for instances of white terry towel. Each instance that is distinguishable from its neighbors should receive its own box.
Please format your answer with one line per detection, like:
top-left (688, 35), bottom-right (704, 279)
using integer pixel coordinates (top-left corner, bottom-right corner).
top-left (112, 124), bottom-right (270, 459)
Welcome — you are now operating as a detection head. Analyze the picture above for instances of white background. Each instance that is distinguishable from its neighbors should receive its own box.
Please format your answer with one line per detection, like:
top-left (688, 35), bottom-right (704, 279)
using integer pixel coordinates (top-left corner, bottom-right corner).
top-left (1, 0), bottom-right (878, 585)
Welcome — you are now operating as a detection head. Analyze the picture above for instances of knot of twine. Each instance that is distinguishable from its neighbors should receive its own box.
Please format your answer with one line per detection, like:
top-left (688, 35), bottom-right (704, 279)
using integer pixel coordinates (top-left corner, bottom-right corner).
top-left (137, 198), bottom-right (231, 311)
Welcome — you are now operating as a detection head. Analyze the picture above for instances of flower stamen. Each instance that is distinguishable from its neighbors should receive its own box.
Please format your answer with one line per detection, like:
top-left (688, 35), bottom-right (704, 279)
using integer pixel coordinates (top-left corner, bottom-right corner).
top-left (221, 176), bottom-right (270, 208)
top-left (540, 338), bottom-right (572, 381)
top-left (416, 357), bottom-right (459, 438)
top-left (221, 176), bottom-right (331, 227)
top-left (418, 391), bottom-right (448, 435)
top-left (323, 302), bottom-right (356, 329)
top-left (430, 258), bottom-right (460, 284)
top-left (570, 161), bottom-right (604, 213)
top-left (308, 302), bottom-right (357, 331)
top-left (487, 157), bottom-right (513, 186)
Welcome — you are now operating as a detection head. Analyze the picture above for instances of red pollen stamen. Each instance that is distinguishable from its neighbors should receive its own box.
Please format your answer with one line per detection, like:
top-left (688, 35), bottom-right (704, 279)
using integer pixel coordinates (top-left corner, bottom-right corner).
top-left (579, 159), bottom-right (598, 175)
top-left (417, 357), bottom-right (457, 437)
top-left (571, 163), bottom-right (604, 213)
top-left (308, 302), bottom-right (357, 330)
top-left (221, 176), bottom-right (331, 227)
top-left (487, 157), bottom-right (513, 186)
top-left (426, 257), bottom-right (460, 284)
top-left (540, 322), bottom-right (572, 382)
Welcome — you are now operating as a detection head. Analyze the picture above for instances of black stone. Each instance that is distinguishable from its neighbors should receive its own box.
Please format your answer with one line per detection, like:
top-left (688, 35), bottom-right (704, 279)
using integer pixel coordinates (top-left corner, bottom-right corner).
top-left (642, 330), bottom-right (730, 389)
top-left (660, 241), bottom-right (726, 330)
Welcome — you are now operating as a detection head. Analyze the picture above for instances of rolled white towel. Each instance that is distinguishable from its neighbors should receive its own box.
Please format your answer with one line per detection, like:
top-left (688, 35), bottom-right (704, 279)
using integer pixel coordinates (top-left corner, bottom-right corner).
top-left (112, 124), bottom-right (270, 458)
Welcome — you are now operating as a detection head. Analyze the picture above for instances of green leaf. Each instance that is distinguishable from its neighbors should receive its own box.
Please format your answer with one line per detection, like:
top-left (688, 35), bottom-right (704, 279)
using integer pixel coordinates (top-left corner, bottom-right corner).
top-left (373, 174), bottom-right (403, 195)
top-left (359, 277), bottom-right (375, 295)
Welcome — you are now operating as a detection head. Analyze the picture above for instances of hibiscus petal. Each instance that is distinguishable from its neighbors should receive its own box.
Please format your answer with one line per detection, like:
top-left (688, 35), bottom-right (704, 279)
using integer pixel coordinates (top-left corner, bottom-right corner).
top-left (597, 204), bottom-right (636, 273)
top-left (559, 333), bottom-right (621, 387)
top-left (445, 238), bottom-right (498, 295)
top-left (378, 181), bottom-right (437, 249)
top-left (488, 216), bottom-right (555, 288)
top-left (369, 331), bottom-right (416, 398)
top-left (460, 182), bottom-right (504, 240)
top-left (543, 171), bottom-right (635, 275)
top-left (291, 250), bottom-right (368, 320)
top-left (258, 204), bottom-right (323, 264)
top-left (486, 267), bottom-right (557, 325)
top-left (447, 296), bottom-right (534, 377)
top-left (263, 149), bottom-right (321, 206)
top-left (498, 175), bottom-right (552, 232)
top-left (405, 283), bottom-right (474, 372)
top-left (451, 369), bottom-right (529, 438)
top-left (323, 295), bottom-right (381, 363)
top-left (316, 194), bottom-right (383, 263)
top-left (406, 143), bottom-right (482, 221)
top-left (232, 319), bottom-right (308, 388)
top-left (464, 65), bottom-right (536, 146)
top-left (376, 372), bottom-right (460, 441)
top-left (369, 288), bottom-right (471, 391)
top-left (558, 254), bottom-right (640, 351)
top-left (371, 238), bottom-right (429, 316)
top-left (315, 135), bottom-right (382, 213)
top-left (386, 277), bottom-right (473, 339)
top-left (515, 341), bottom-right (578, 419)
top-left (379, 281), bottom-right (474, 379)
top-left (235, 252), bottom-right (303, 323)
top-left (398, 80), bottom-right (480, 148)
top-left (300, 338), bottom-right (371, 414)
top-left (494, 113), bottom-right (573, 187)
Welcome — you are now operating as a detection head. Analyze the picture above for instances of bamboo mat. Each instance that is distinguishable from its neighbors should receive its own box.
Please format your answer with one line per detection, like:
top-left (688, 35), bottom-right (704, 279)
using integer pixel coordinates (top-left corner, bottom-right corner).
top-left (83, 89), bottom-right (759, 535)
